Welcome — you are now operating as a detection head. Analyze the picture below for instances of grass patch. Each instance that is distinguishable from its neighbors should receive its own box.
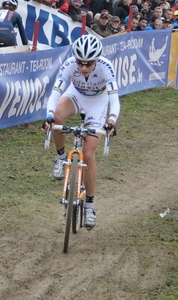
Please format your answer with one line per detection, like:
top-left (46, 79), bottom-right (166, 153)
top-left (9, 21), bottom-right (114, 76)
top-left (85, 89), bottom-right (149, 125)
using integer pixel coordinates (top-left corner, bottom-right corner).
top-left (1, 86), bottom-right (178, 298)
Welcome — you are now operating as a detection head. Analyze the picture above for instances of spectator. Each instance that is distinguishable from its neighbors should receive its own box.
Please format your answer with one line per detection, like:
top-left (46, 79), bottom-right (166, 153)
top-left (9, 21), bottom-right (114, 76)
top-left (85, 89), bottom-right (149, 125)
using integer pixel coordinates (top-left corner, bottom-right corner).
top-left (124, 5), bottom-right (139, 24)
top-left (0, 5), bottom-right (17, 46)
top-left (114, 0), bottom-right (130, 23)
top-left (106, 15), bottom-right (123, 34)
top-left (140, 1), bottom-right (153, 21)
top-left (112, 0), bottom-right (120, 15)
top-left (163, 7), bottom-right (174, 19)
top-left (125, 15), bottom-right (139, 30)
top-left (145, 17), bottom-right (163, 29)
top-left (2, 0), bottom-right (28, 45)
top-left (172, 9), bottom-right (178, 26)
top-left (132, 0), bottom-right (142, 12)
top-left (38, 0), bottom-right (56, 7)
top-left (100, 9), bottom-right (110, 16)
top-left (93, 12), bottom-right (100, 21)
top-left (164, 1), bottom-right (171, 8)
top-left (162, 17), bottom-right (172, 27)
top-left (92, 10), bottom-right (110, 37)
top-left (154, 18), bottom-right (163, 29)
top-left (134, 12), bottom-right (143, 20)
top-left (67, 0), bottom-right (93, 27)
top-left (136, 16), bottom-right (148, 30)
top-left (120, 23), bottom-right (126, 31)
top-left (157, 1), bottom-right (169, 14)
top-left (56, 0), bottom-right (69, 13)
top-left (150, 6), bottom-right (163, 22)
top-left (150, 0), bottom-right (161, 10)
top-left (130, 15), bottom-right (139, 30)
top-left (89, 0), bottom-right (106, 16)
top-left (167, 0), bottom-right (176, 7)
top-left (172, 0), bottom-right (178, 14)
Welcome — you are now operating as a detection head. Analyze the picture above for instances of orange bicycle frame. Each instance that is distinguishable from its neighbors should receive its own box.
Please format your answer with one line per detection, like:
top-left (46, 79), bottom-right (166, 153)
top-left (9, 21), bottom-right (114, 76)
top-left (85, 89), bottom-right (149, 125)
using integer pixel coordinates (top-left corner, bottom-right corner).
top-left (62, 149), bottom-right (86, 201)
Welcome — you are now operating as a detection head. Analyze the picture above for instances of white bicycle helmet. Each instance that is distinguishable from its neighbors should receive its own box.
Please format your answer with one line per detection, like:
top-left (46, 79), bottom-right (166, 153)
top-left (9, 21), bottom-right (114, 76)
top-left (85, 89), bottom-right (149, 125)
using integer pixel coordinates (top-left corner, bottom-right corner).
top-left (72, 35), bottom-right (102, 61)
top-left (2, 0), bottom-right (18, 8)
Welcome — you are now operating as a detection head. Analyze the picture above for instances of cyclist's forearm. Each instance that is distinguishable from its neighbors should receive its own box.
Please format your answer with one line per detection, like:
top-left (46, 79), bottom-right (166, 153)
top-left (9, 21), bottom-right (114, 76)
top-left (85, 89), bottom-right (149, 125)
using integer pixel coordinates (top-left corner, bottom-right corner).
top-left (47, 89), bottom-right (61, 115)
top-left (108, 93), bottom-right (120, 123)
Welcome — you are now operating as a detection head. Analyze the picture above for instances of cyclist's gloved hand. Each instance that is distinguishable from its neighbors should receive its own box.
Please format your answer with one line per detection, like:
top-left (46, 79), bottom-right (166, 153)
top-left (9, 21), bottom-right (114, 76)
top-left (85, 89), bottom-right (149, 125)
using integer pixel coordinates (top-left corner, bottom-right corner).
top-left (46, 112), bottom-right (55, 125)
top-left (104, 122), bottom-right (117, 137)
top-left (42, 112), bottom-right (55, 130)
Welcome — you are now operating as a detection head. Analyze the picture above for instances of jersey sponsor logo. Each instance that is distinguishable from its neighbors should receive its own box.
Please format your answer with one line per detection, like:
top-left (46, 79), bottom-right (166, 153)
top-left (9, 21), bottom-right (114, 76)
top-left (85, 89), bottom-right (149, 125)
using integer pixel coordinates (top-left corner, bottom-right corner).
top-left (86, 116), bottom-right (94, 120)
top-left (74, 86), bottom-right (106, 96)
top-left (85, 121), bottom-right (102, 128)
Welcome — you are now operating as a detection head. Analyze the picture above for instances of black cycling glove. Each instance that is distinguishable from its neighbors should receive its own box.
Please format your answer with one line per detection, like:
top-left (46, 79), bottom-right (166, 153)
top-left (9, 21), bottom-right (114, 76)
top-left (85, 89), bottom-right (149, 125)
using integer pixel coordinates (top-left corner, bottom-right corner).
top-left (104, 123), bottom-right (117, 137)
top-left (42, 113), bottom-right (55, 129)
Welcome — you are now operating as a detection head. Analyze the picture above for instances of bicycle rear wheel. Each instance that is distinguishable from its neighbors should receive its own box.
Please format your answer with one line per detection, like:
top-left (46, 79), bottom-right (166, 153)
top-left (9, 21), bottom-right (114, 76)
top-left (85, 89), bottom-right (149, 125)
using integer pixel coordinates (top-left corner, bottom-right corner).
top-left (63, 153), bottom-right (78, 253)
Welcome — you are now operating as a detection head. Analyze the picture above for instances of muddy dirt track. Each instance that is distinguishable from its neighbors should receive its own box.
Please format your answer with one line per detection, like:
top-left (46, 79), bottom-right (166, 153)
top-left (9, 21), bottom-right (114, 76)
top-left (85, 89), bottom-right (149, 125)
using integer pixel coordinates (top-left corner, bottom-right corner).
top-left (1, 152), bottom-right (178, 299)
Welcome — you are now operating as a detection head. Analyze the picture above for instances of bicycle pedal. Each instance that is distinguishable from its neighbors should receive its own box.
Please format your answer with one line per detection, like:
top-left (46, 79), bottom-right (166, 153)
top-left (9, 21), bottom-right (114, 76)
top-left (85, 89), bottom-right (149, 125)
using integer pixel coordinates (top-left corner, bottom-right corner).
top-left (73, 199), bottom-right (80, 206)
top-left (63, 160), bottom-right (71, 166)
top-left (60, 198), bottom-right (68, 205)
top-left (78, 162), bottom-right (87, 167)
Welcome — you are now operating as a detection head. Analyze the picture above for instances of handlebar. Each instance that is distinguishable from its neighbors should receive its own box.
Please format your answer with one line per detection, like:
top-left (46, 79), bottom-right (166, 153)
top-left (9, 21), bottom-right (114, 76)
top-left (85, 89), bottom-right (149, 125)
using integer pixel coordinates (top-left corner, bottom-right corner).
top-left (44, 125), bottom-right (111, 156)
top-left (53, 124), bottom-right (106, 136)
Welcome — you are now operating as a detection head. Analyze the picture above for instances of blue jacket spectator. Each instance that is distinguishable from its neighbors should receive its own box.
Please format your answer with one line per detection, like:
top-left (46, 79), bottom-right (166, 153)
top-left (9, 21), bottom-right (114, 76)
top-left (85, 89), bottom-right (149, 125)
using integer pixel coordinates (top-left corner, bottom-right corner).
top-left (145, 18), bottom-right (163, 29)
top-left (2, 0), bottom-right (28, 45)
top-left (0, 7), bottom-right (17, 46)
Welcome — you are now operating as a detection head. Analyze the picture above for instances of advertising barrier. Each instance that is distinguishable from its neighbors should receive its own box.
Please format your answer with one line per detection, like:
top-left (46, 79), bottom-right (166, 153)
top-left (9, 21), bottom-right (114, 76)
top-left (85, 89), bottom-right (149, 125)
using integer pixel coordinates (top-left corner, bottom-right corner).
top-left (18, 1), bottom-right (101, 49)
top-left (102, 30), bottom-right (171, 95)
top-left (0, 1), bottom-right (173, 129)
top-left (0, 46), bottom-right (70, 129)
top-left (168, 33), bottom-right (178, 84)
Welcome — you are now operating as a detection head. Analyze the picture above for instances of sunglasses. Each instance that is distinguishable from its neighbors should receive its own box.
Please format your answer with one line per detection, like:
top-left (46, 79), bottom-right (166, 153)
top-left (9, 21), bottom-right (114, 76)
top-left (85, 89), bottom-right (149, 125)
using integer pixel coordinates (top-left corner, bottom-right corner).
top-left (76, 60), bottom-right (96, 68)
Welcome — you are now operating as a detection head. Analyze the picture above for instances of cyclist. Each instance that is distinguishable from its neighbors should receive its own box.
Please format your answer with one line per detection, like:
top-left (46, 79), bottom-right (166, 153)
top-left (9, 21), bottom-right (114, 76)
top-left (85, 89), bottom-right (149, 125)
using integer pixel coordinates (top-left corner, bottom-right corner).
top-left (43, 35), bottom-right (120, 230)
top-left (1, 0), bottom-right (28, 45)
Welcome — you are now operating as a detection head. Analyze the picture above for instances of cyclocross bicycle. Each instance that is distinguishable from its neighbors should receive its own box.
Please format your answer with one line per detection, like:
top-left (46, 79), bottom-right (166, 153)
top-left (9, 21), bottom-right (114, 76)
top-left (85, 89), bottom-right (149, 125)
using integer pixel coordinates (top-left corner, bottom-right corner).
top-left (44, 112), bottom-right (111, 253)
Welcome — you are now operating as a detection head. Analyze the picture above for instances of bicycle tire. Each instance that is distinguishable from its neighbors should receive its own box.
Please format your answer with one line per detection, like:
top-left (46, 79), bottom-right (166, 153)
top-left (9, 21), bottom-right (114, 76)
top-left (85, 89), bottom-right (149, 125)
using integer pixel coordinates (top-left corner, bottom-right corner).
top-left (72, 199), bottom-right (84, 234)
top-left (103, 136), bottom-right (110, 156)
top-left (63, 153), bottom-right (78, 253)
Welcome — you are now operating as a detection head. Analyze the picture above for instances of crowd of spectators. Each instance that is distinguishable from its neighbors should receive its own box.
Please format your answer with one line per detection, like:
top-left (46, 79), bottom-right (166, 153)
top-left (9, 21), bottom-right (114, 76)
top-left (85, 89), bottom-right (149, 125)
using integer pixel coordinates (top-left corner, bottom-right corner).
top-left (38, 0), bottom-right (178, 35)
top-left (1, 0), bottom-right (177, 48)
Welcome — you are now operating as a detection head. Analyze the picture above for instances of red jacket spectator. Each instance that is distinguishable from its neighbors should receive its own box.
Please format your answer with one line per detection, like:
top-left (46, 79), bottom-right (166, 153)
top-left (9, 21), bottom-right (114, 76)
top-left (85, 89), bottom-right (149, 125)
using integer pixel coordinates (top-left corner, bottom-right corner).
top-left (56, 0), bottom-right (69, 13)
top-left (172, 0), bottom-right (178, 15)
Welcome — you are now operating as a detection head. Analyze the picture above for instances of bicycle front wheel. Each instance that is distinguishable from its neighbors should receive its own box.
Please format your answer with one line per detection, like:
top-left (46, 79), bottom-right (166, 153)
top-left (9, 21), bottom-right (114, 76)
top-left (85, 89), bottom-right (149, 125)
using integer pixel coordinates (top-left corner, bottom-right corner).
top-left (63, 153), bottom-right (78, 253)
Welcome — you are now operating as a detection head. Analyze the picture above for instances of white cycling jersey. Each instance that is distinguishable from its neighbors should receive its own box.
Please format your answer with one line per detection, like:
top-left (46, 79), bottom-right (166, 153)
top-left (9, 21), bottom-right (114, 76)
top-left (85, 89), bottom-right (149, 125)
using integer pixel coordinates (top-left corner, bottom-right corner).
top-left (47, 56), bottom-right (120, 124)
